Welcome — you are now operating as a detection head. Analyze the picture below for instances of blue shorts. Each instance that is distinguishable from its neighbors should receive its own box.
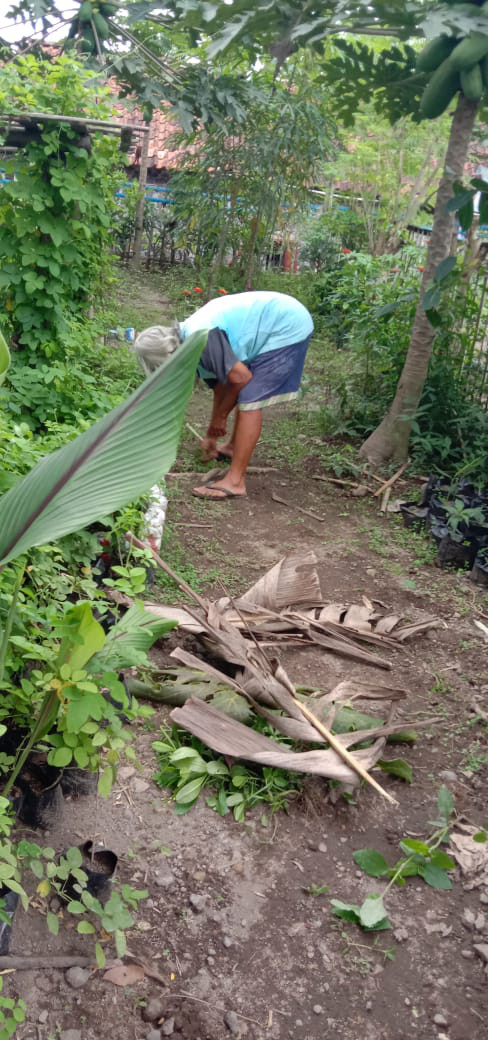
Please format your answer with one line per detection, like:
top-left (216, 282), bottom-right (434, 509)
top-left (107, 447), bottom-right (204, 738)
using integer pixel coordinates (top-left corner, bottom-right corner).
top-left (237, 336), bottom-right (311, 411)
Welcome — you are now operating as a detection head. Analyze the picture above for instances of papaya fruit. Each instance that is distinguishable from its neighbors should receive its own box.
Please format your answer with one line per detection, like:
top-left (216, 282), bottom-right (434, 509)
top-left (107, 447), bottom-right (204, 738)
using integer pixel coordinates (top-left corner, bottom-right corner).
top-left (92, 11), bottom-right (109, 38)
top-left (78, 1), bottom-right (93, 23)
top-left (80, 24), bottom-right (96, 52)
top-left (448, 31), bottom-right (488, 71)
top-left (460, 61), bottom-right (484, 96)
top-left (100, 0), bottom-right (117, 13)
top-left (419, 58), bottom-right (461, 118)
top-left (417, 35), bottom-right (458, 72)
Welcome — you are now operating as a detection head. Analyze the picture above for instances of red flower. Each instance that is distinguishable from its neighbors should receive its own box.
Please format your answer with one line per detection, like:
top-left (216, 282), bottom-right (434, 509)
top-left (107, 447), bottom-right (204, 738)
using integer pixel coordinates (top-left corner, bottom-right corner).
top-left (182, 289), bottom-right (191, 296)
top-left (218, 288), bottom-right (229, 294)
top-left (417, 265), bottom-right (425, 272)
top-left (193, 287), bottom-right (203, 293)
top-left (341, 247), bottom-right (352, 254)
top-left (392, 268), bottom-right (399, 273)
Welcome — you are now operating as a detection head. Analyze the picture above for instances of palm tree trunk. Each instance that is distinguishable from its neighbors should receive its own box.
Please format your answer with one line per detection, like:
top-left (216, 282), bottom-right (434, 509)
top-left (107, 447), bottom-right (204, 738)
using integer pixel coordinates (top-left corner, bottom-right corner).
top-left (359, 94), bottom-right (478, 466)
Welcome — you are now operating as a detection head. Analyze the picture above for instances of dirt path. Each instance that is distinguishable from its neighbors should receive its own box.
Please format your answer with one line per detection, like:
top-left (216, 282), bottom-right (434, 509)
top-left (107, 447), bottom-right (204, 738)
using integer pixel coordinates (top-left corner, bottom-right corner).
top-left (8, 409), bottom-right (488, 1040)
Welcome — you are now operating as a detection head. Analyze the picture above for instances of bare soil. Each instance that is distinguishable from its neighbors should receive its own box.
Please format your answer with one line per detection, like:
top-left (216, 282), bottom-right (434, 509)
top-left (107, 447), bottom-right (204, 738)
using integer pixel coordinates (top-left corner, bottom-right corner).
top-left (6, 406), bottom-right (488, 1040)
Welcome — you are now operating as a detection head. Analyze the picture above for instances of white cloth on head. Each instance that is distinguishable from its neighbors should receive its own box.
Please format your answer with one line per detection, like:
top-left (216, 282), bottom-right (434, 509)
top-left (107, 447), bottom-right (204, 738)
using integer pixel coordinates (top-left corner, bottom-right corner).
top-left (134, 325), bottom-right (180, 375)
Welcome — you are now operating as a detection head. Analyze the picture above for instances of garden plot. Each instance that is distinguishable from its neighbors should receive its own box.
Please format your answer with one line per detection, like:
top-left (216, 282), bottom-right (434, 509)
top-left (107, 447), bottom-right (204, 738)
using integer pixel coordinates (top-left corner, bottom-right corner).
top-left (3, 426), bottom-right (488, 1040)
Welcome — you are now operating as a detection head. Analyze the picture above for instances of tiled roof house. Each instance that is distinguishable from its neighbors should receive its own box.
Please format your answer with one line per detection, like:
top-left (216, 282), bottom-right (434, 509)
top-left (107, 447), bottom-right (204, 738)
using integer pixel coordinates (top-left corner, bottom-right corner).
top-left (113, 99), bottom-right (194, 181)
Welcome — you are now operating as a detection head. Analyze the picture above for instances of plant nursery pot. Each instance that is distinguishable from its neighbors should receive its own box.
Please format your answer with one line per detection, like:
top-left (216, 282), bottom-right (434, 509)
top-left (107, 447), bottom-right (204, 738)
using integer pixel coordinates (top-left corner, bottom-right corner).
top-left (0, 726), bottom-right (28, 758)
top-left (437, 533), bottom-right (474, 570)
top-left (429, 521), bottom-right (449, 549)
top-left (60, 767), bottom-right (98, 798)
top-left (400, 503), bottom-right (429, 531)
top-left (419, 476), bottom-right (450, 508)
top-left (65, 840), bottom-right (118, 903)
top-left (471, 553), bottom-right (488, 587)
top-left (0, 887), bottom-right (19, 955)
top-left (429, 496), bottom-right (449, 523)
top-left (457, 478), bottom-right (477, 499)
top-left (16, 760), bottom-right (64, 830)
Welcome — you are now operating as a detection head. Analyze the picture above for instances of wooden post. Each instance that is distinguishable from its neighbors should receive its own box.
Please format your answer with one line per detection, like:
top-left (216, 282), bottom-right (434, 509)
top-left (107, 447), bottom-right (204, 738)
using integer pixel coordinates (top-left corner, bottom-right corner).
top-left (131, 127), bottom-right (150, 267)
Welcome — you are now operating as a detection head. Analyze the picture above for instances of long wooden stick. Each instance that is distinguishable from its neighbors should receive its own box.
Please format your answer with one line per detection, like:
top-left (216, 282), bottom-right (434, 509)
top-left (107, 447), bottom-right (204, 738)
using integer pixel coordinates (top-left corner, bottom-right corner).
top-left (126, 532), bottom-right (208, 610)
top-left (0, 956), bottom-right (91, 970)
top-left (373, 459), bottom-right (410, 499)
top-left (294, 698), bottom-right (398, 805)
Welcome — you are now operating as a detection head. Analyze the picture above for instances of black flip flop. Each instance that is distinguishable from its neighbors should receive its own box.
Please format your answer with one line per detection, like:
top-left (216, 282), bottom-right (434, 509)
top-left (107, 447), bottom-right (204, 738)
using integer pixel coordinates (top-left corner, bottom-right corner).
top-left (192, 481), bottom-right (247, 501)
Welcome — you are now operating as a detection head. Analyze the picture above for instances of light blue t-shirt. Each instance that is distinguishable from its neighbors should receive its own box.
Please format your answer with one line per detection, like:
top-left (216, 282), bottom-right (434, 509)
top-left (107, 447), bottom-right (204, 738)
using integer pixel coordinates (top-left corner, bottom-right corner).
top-left (179, 291), bottom-right (313, 364)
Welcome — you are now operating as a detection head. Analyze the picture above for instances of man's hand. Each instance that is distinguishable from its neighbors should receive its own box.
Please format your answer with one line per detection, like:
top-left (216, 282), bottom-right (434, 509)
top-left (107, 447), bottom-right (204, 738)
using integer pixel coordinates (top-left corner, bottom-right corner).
top-left (200, 435), bottom-right (219, 461)
top-left (207, 420), bottom-right (227, 438)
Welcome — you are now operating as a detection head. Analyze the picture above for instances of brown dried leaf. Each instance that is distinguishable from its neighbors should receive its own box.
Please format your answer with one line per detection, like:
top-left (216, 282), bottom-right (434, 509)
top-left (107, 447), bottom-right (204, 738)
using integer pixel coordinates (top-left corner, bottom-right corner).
top-left (374, 615), bottom-right (402, 635)
top-left (237, 551), bottom-right (322, 610)
top-left (170, 698), bottom-right (387, 786)
top-left (103, 963), bottom-right (145, 987)
top-left (342, 605), bottom-right (373, 632)
top-left (450, 825), bottom-right (488, 878)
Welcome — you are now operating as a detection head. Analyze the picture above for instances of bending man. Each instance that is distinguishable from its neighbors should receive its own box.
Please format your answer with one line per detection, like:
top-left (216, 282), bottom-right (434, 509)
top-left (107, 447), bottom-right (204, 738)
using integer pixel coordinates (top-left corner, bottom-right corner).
top-left (135, 289), bottom-right (313, 501)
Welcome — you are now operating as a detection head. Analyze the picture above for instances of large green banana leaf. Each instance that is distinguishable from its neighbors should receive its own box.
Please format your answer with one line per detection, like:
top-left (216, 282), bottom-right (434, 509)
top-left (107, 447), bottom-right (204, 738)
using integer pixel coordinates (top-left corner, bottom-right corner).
top-left (0, 331), bottom-right (206, 566)
top-left (0, 330), bottom-right (10, 387)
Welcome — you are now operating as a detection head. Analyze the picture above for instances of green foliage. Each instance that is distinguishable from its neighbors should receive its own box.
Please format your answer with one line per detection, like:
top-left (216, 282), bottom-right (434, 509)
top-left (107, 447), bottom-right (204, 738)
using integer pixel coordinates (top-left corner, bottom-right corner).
top-left (153, 724), bottom-right (302, 820)
top-left (0, 599), bottom-right (167, 797)
top-left (0, 330), bottom-right (205, 566)
top-left (0, 975), bottom-right (25, 1040)
top-left (0, 332), bottom-right (10, 388)
top-left (6, 839), bottom-right (147, 962)
top-left (0, 55), bottom-right (122, 356)
top-left (169, 68), bottom-right (335, 276)
top-left (323, 106), bottom-right (449, 254)
top-left (333, 788), bottom-right (457, 933)
top-left (306, 248), bottom-right (488, 479)
top-left (2, 318), bottom-right (140, 430)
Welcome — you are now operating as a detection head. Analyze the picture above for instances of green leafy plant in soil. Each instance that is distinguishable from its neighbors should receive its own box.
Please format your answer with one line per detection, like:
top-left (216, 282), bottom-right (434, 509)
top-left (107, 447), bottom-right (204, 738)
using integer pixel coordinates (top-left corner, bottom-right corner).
top-left (0, 54), bottom-right (122, 356)
top-left (331, 786), bottom-right (457, 931)
top-left (0, 975), bottom-right (25, 1040)
top-left (153, 723), bottom-right (302, 821)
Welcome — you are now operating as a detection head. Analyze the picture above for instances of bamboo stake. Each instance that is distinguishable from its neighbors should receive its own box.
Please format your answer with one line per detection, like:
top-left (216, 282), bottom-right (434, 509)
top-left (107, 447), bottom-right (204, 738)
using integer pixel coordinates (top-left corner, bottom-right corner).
top-left (186, 421), bottom-right (203, 442)
top-left (373, 459), bottom-right (410, 498)
top-left (294, 698), bottom-right (398, 805)
top-left (380, 486), bottom-right (391, 513)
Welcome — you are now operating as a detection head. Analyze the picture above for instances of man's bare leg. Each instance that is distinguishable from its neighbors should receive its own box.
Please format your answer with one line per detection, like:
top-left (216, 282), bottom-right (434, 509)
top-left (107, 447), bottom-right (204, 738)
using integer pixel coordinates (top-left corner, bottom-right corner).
top-left (193, 410), bottom-right (262, 498)
top-left (217, 409), bottom-right (238, 458)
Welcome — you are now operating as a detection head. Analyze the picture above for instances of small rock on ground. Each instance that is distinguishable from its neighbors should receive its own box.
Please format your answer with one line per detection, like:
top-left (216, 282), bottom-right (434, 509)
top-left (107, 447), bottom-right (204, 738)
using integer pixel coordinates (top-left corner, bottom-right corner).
top-left (313, 1005), bottom-right (323, 1015)
top-left (155, 870), bottom-right (175, 889)
top-left (60, 1031), bottom-right (82, 1040)
top-left (433, 1014), bottom-right (448, 1026)
top-left (474, 943), bottom-right (488, 964)
top-left (146, 1031), bottom-right (161, 1040)
top-left (224, 1010), bottom-right (241, 1035)
top-left (162, 1019), bottom-right (175, 1036)
top-left (189, 893), bottom-right (205, 913)
top-left (142, 999), bottom-right (166, 1023)
top-left (65, 966), bottom-right (90, 990)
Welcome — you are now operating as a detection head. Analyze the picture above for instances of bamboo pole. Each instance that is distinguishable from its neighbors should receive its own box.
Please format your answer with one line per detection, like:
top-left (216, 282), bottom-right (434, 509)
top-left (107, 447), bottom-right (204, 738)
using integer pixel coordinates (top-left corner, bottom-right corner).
top-left (1, 110), bottom-right (147, 133)
top-left (131, 128), bottom-right (150, 268)
top-left (295, 698), bottom-right (398, 805)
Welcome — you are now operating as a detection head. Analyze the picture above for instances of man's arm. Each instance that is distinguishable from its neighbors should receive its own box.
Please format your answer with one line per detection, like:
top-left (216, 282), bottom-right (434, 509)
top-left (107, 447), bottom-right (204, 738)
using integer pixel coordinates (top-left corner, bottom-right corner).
top-left (202, 362), bottom-right (252, 457)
